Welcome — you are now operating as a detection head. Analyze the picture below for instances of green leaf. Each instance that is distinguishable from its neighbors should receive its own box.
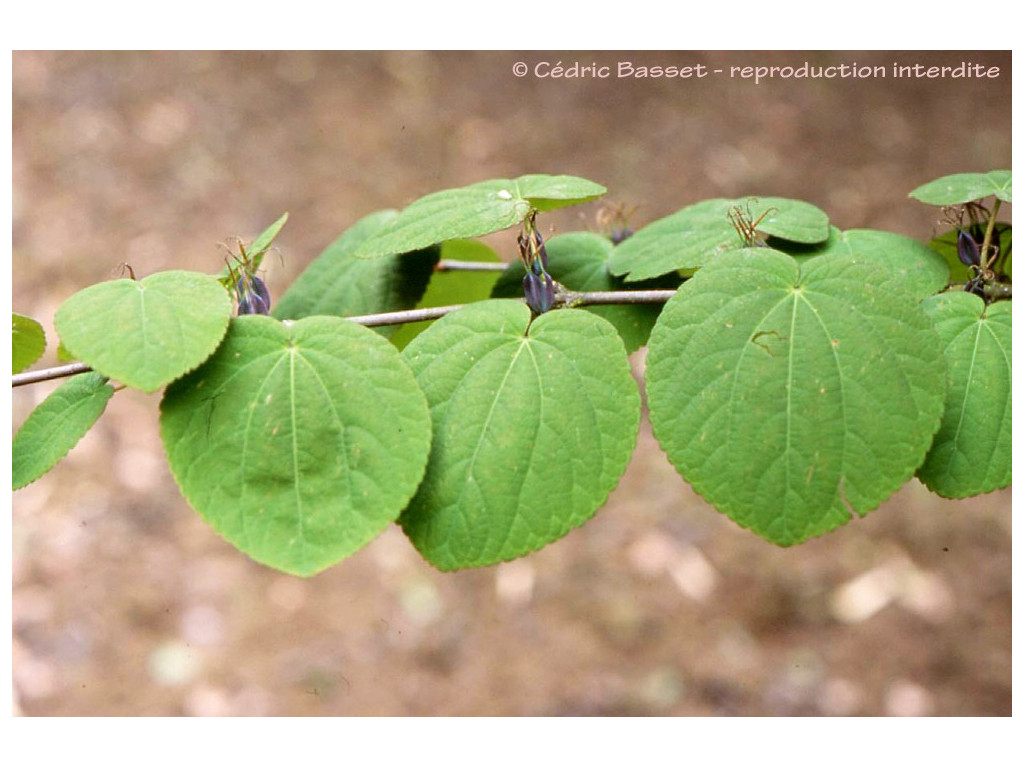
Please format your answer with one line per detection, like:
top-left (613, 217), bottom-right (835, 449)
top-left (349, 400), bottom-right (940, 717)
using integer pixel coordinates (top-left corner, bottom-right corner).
top-left (246, 212), bottom-right (289, 269)
top-left (917, 294), bottom-right (1010, 497)
top-left (400, 300), bottom-right (640, 571)
top-left (645, 248), bottom-right (946, 546)
top-left (159, 315), bottom-right (432, 577)
top-left (55, 270), bottom-right (233, 393)
top-left (388, 239), bottom-right (504, 350)
top-left (56, 340), bottom-right (77, 363)
top-left (608, 197), bottom-right (830, 282)
top-left (789, 227), bottom-right (950, 299)
top-left (13, 372), bottom-right (115, 489)
top-left (352, 174), bottom-right (606, 259)
top-left (13, 313), bottom-right (46, 374)
top-left (491, 231), bottom-right (680, 353)
top-left (909, 171), bottom-right (1012, 205)
top-left (272, 210), bottom-right (440, 336)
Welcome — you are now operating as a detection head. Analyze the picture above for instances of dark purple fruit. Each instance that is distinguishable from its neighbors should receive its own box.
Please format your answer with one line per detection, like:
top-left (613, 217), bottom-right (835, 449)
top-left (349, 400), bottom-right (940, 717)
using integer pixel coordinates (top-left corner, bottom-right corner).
top-left (523, 272), bottom-right (556, 315)
top-left (957, 230), bottom-right (981, 267)
top-left (236, 274), bottom-right (271, 315)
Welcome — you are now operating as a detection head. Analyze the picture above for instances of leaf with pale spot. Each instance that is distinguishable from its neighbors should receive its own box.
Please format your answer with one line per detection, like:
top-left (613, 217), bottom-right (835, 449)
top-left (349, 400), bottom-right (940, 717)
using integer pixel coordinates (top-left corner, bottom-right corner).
top-left (352, 175), bottom-right (606, 259)
top-left (909, 171), bottom-right (1012, 205)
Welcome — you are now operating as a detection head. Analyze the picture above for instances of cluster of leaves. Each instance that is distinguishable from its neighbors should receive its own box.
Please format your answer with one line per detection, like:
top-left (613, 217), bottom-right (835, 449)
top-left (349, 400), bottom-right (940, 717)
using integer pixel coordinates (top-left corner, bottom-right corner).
top-left (12, 171), bottom-right (1011, 576)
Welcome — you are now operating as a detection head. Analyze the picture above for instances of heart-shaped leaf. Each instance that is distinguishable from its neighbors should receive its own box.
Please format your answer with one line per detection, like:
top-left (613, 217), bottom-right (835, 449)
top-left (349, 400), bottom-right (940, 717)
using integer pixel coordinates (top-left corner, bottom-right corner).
top-left (55, 270), bottom-right (233, 393)
top-left (645, 248), bottom-right (946, 545)
top-left (400, 300), bottom-right (640, 570)
top-left (491, 231), bottom-right (681, 352)
top-left (917, 293), bottom-right (1011, 497)
top-left (13, 313), bottom-right (46, 374)
top-left (159, 315), bottom-right (432, 576)
top-left (352, 174), bottom-right (606, 259)
top-left (609, 197), bottom-right (830, 282)
top-left (909, 170), bottom-right (1012, 205)
top-left (272, 210), bottom-right (440, 335)
top-left (13, 372), bottom-right (115, 489)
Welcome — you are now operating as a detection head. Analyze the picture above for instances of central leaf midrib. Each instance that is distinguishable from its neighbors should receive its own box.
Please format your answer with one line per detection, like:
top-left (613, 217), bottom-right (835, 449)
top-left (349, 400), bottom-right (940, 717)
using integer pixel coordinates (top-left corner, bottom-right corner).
top-left (289, 346), bottom-right (304, 548)
top-left (722, 289), bottom-right (793, 499)
top-left (794, 291), bottom-right (848, 523)
top-left (461, 338), bottom-right (531, 502)
top-left (943, 321), bottom-right (983, 475)
top-left (783, 291), bottom-right (799, 535)
top-left (941, 315), bottom-right (1009, 481)
top-left (237, 351), bottom-right (290, 546)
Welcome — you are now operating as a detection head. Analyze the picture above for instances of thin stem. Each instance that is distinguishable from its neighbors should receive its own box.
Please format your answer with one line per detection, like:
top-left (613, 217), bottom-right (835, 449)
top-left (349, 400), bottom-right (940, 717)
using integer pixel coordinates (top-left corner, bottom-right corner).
top-left (345, 304), bottom-right (468, 327)
top-left (979, 199), bottom-right (1002, 271)
top-left (435, 259), bottom-right (508, 272)
top-left (946, 281), bottom-right (1013, 301)
top-left (558, 289), bottom-right (678, 306)
top-left (13, 290), bottom-right (681, 389)
top-left (13, 289), bottom-right (681, 389)
top-left (13, 361), bottom-right (93, 388)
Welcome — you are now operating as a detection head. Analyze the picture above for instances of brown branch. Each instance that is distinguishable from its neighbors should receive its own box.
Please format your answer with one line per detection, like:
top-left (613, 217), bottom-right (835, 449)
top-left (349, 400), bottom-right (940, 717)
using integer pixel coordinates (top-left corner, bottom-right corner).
top-left (12, 362), bottom-right (94, 388)
top-left (12, 289), bottom-right (680, 389)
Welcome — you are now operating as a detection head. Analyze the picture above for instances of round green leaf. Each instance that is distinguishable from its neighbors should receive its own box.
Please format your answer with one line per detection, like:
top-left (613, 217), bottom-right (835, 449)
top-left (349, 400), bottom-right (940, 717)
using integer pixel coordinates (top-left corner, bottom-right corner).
top-left (909, 170), bottom-right (1012, 205)
top-left (272, 210), bottom-right (440, 336)
top-left (609, 197), bottom-right (830, 282)
top-left (400, 300), bottom-right (640, 571)
top-left (159, 315), bottom-right (432, 576)
top-left (790, 227), bottom-right (950, 300)
top-left (13, 313), bottom-right (46, 374)
top-left (13, 372), bottom-right (115, 490)
top-left (917, 294), bottom-right (1010, 497)
top-left (645, 248), bottom-right (946, 546)
top-left (55, 270), bottom-right (233, 393)
top-left (491, 231), bottom-right (680, 353)
top-left (352, 174), bottom-right (606, 259)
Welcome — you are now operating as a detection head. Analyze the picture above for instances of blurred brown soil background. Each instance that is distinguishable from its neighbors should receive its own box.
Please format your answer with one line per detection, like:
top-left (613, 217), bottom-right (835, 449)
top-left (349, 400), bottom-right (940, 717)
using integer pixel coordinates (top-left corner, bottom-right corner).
top-left (12, 51), bottom-right (1011, 716)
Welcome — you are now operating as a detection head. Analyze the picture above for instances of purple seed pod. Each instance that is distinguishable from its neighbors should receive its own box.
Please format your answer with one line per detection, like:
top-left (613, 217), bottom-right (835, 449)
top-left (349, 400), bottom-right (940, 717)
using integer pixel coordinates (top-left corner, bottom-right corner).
top-left (523, 271), bottom-right (556, 315)
top-left (236, 274), bottom-right (271, 315)
top-left (610, 226), bottom-right (634, 245)
top-left (957, 230), bottom-right (981, 267)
